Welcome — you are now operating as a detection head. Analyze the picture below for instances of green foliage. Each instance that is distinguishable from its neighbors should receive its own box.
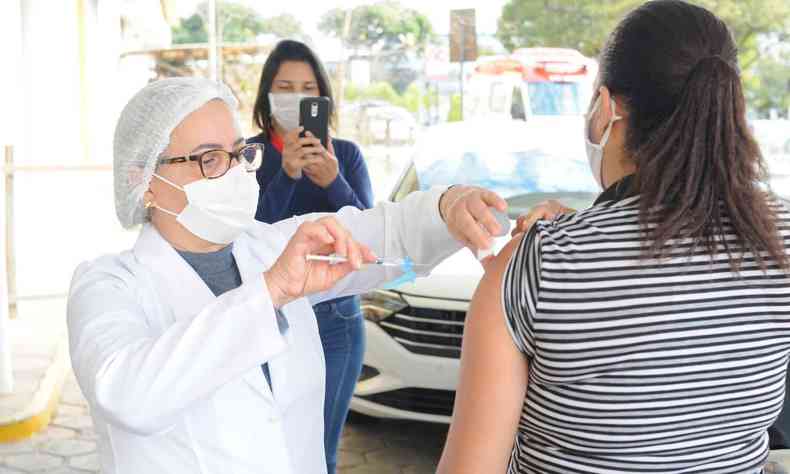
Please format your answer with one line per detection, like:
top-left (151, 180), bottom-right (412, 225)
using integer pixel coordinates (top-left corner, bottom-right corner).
top-left (172, 12), bottom-right (208, 44)
top-left (171, 2), bottom-right (303, 44)
top-left (746, 51), bottom-right (790, 115)
top-left (318, 1), bottom-right (434, 54)
top-left (496, 0), bottom-right (790, 116)
top-left (259, 14), bottom-right (305, 41)
top-left (496, 0), bottom-right (627, 57)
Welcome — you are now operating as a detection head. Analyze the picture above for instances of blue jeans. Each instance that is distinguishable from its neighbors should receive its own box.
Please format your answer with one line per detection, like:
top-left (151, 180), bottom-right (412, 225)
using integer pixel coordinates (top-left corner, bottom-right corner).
top-left (314, 296), bottom-right (365, 474)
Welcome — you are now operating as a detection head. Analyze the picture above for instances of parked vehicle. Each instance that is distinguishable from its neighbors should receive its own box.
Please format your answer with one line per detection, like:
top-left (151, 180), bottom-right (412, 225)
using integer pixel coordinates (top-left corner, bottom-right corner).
top-left (340, 100), bottom-right (418, 145)
top-left (350, 117), bottom-right (598, 422)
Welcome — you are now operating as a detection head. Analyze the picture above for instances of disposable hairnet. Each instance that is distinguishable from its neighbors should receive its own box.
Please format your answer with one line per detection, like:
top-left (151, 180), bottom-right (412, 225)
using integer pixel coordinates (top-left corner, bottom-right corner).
top-left (113, 77), bottom-right (239, 229)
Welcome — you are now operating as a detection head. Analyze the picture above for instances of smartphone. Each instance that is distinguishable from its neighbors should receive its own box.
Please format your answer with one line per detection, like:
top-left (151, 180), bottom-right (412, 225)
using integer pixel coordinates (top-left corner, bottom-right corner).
top-left (299, 97), bottom-right (331, 149)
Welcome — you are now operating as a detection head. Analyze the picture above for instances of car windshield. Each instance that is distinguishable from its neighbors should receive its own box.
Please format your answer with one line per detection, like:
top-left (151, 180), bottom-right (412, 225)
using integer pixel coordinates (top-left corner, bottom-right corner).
top-left (527, 81), bottom-right (585, 116)
top-left (398, 149), bottom-right (599, 218)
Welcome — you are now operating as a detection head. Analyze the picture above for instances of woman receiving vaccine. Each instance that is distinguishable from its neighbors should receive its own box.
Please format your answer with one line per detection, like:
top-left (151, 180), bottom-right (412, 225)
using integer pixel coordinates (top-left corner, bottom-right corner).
top-left (247, 40), bottom-right (372, 474)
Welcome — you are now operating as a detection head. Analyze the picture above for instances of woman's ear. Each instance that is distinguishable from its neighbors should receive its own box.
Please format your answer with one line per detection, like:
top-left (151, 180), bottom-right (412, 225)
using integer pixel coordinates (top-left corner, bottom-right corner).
top-left (597, 86), bottom-right (613, 125)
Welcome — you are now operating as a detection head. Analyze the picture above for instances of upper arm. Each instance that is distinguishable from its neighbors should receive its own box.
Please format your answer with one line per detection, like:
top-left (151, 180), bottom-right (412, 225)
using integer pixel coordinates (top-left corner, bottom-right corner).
top-left (67, 265), bottom-right (151, 407)
top-left (68, 259), bottom-right (290, 435)
top-left (437, 234), bottom-right (532, 473)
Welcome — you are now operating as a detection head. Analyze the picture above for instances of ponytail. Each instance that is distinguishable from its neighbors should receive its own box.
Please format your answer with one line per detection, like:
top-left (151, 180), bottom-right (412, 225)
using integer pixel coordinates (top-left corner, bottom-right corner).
top-left (633, 55), bottom-right (788, 271)
top-left (598, 1), bottom-right (788, 273)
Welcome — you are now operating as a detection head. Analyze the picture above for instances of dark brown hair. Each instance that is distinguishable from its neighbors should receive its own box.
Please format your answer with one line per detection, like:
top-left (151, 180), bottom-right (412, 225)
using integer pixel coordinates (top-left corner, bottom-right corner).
top-left (252, 40), bottom-right (336, 139)
top-left (600, 0), bottom-right (788, 271)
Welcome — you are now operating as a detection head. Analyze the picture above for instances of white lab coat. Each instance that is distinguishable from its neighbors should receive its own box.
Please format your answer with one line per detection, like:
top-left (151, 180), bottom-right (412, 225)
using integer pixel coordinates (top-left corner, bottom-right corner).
top-left (67, 188), bottom-right (462, 474)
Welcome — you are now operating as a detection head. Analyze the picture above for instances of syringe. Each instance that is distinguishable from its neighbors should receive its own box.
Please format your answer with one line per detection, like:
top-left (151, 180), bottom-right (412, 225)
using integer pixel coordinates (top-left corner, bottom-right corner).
top-left (305, 254), bottom-right (431, 269)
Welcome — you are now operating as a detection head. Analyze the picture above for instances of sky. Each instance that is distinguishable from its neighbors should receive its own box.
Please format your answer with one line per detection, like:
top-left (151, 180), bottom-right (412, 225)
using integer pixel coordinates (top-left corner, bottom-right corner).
top-left (174, 0), bottom-right (509, 36)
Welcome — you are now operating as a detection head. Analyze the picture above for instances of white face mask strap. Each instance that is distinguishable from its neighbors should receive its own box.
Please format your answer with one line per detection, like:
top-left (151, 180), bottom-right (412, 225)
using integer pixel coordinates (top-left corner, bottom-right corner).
top-left (152, 173), bottom-right (185, 192)
top-left (148, 173), bottom-right (186, 218)
top-left (151, 203), bottom-right (179, 218)
top-left (598, 98), bottom-right (623, 147)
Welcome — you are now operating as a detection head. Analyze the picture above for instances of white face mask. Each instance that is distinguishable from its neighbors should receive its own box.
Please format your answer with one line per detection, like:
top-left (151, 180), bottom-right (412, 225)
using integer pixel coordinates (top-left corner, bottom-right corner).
top-left (269, 92), bottom-right (308, 132)
top-left (585, 96), bottom-right (623, 189)
top-left (150, 164), bottom-right (260, 244)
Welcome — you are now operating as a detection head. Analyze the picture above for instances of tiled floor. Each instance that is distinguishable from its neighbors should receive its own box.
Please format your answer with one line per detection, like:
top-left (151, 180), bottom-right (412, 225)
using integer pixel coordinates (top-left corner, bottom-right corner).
top-left (5, 370), bottom-right (790, 473)
top-left (0, 370), bottom-right (447, 474)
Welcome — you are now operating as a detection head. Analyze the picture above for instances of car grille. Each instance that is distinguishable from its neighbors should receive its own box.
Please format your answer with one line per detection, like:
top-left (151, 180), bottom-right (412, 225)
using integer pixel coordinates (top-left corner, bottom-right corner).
top-left (378, 306), bottom-right (466, 358)
top-left (357, 388), bottom-right (456, 417)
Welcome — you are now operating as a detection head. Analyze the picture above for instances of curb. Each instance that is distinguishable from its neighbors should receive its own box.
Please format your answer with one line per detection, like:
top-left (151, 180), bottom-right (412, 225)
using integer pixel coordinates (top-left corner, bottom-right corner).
top-left (0, 335), bottom-right (69, 442)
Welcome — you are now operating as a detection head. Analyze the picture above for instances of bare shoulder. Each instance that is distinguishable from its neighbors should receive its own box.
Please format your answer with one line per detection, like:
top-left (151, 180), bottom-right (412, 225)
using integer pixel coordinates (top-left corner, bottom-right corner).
top-left (481, 233), bottom-right (527, 284)
top-left (472, 233), bottom-right (528, 314)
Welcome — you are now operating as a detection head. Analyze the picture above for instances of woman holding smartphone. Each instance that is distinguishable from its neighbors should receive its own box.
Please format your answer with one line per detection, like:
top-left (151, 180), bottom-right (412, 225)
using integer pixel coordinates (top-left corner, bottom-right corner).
top-left (248, 39), bottom-right (373, 474)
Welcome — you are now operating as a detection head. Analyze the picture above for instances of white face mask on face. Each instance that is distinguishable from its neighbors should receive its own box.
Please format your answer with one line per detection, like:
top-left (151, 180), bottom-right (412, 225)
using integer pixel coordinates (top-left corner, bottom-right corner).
top-left (269, 92), bottom-right (308, 132)
top-left (585, 96), bottom-right (623, 189)
top-left (150, 164), bottom-right (260, 244)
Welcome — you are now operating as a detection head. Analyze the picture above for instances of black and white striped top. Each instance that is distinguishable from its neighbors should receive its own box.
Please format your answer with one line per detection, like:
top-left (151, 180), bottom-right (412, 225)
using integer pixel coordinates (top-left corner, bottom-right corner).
top-left (502, 190), bottom-right (790, 474)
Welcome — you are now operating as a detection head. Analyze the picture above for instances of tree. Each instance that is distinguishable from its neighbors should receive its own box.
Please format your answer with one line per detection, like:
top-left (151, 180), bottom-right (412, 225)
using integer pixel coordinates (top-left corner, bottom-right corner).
top-left (496, 0), bottom-right (790, 116)
top-left (319, 2), bottom-right (434, 96)
top-left (172, 12), bottom-right (208, 44)
top-left (260, 14), bottom-right (304, 41)
top-left (167, 2), bottom-right (309, 136)
top-left (746, 50), bottom-right (790, 116)
top-left (497, 0), bottom-right (789, 63)
top-left (319, 2), bottom-right (434, 56)
top-left (496, 0), bottom-right (627, 57)
top-left (171, 2), bottom-right (304, 44)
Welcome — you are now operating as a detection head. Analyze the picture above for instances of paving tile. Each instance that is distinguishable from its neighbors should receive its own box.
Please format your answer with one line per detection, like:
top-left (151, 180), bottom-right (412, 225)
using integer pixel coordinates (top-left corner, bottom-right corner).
top-left (30, 428), bottom-right (76, 444)
top-left (0, 467), bottom-right (24, 474)
top-left (35, 468), bottom-right (90, 474)
top-left (39, 439), bottom-right (95, 458)
top-left (337, 449), bottom-right (365, 469)
top-left (75, 429), bottom-right (97, 442)
top-left (0, 440), bottom-right (35, 456)
top-left (4, 453), bottom-right (63, 471)
top-left (339, 431), bottom-right (387, 454)
top-left (402, 464), bottom-right (437, 474)
top-left (57, 388), bottom-right (85, 409)
top-left (67, 453), bottom-right (99, 471)
top-left (769, 450), bottom-right (790, 466)
top-left (50, 415), bottom-right (92, 431)
top-left (365, 444), bottom-right (421, 468)
top-left (342, 464), bottom-right (402, 474)
top-left (56, 392), bottom-right (85, 409)
top-left (766, 461), bottom-right (789, 474)
top-left (52, 405), bottom-right (82, 418)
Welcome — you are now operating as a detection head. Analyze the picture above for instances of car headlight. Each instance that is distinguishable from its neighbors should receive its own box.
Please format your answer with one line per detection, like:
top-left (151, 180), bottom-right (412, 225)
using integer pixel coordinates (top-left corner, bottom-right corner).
top-left (361, 289), bottom-right (408, 323)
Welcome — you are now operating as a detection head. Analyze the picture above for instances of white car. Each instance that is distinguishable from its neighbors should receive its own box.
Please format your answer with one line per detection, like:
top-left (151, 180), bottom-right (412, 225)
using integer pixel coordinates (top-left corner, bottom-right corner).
top-left (350, 117), bottom-right (599, 422)
top-left (350, 116), bottom-right (790, 424)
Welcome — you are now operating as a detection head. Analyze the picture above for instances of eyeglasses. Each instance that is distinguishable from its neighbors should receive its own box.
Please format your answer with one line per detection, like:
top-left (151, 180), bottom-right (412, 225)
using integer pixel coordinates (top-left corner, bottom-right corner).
top-left (157, 143), bottom-right (264, 179)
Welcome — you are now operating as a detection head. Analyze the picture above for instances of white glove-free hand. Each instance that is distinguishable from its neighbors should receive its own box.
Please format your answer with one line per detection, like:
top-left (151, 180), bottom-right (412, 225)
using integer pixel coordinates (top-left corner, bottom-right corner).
top-left (439, 186), bottom-right (509, 263)
top-left (511, 200), bottom-right (576, 237)
top-left (264, 217), bottom-right (377, 308)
